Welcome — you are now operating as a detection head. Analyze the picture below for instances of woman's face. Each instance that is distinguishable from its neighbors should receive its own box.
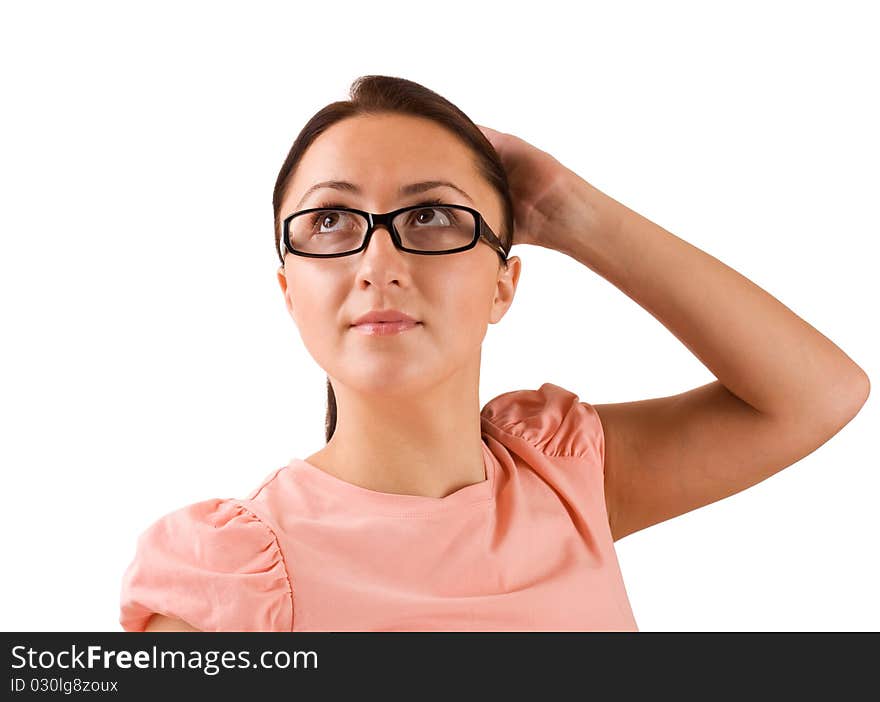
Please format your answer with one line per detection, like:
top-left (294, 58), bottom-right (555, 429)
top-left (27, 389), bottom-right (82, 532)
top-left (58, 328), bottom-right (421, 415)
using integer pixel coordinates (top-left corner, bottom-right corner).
top-left (276, 113), bottom-right (521, 397)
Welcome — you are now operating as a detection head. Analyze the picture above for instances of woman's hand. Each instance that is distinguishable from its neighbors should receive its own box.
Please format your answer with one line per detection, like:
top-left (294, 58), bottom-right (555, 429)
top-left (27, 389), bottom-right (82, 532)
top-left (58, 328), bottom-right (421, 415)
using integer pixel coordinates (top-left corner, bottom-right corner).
top-left (477, 124), bottom-right (614, 254)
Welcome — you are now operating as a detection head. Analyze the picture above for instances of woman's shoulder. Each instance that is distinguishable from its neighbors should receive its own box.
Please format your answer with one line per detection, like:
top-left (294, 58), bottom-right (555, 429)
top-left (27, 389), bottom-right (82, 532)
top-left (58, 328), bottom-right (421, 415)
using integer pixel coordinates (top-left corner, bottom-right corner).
top-left (119, 496), bottom-right (293, 632)
top-left (136, 497), bottom-right (281, 556)
top-left (481, 382), bottom-right (604, 460)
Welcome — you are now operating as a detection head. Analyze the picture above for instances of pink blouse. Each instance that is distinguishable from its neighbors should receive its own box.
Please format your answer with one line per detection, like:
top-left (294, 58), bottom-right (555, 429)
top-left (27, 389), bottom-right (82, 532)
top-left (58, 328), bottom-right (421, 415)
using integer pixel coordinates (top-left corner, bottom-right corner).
top-left (119, 383), bottom-right (638, 631)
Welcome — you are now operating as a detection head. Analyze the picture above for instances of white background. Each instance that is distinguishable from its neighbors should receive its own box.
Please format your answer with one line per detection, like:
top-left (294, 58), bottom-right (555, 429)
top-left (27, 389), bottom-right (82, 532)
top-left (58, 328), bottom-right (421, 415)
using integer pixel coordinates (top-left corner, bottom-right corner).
top-left (1, 0), bottom-right (876, 632)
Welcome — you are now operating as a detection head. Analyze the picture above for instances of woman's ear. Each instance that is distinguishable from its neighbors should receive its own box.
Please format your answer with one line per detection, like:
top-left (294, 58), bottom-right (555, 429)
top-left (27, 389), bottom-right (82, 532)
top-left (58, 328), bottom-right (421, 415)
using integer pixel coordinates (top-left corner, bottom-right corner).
top-left (277, 266), bottom-right (295, 319)
top-left (490, 255), bottom-right (521, 324)
top-left (276, 266), bottom-right (287, 295)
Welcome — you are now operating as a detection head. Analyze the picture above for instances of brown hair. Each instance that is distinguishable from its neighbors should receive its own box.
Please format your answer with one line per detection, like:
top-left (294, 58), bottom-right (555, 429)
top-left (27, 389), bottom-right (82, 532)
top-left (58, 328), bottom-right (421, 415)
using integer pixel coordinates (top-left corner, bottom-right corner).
top-left (272, 75), bottom-right (515, 443)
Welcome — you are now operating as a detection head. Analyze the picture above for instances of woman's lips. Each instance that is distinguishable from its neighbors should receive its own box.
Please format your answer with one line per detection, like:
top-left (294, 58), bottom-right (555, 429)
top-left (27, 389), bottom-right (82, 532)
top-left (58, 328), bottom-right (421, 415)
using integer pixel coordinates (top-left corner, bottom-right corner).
top-left (352, 321), bottom-right (421, 336)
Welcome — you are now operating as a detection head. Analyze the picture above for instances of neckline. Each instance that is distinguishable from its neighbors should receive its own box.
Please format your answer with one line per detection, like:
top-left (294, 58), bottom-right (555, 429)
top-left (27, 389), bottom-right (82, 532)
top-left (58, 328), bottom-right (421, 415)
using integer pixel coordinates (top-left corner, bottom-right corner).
top-left (288, 438), bottom-right (497, 516)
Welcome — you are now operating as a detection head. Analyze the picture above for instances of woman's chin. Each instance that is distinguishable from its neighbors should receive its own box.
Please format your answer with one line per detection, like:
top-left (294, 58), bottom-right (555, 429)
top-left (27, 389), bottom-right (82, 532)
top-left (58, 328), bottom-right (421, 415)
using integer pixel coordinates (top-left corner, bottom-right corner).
top-left (341, 368), bottom-right (431, 395)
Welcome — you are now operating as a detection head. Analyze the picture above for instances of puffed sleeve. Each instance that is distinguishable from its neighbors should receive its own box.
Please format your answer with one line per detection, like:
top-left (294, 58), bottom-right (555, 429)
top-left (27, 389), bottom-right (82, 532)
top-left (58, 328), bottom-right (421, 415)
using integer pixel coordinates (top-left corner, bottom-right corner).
top-left (481, 382), bottom-right (605, 466)
top-left (119, 498), bottom-right (293, 632)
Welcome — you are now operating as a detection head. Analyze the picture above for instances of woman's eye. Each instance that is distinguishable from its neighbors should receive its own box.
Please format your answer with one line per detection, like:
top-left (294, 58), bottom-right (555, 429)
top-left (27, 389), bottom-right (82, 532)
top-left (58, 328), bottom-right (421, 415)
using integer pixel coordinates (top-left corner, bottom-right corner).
top-left (410, 204), bottom-right (460, 227)
top-left (412, 207), bottom-right (451, 225)
top-left (310, 209), bottom-right (354, 232)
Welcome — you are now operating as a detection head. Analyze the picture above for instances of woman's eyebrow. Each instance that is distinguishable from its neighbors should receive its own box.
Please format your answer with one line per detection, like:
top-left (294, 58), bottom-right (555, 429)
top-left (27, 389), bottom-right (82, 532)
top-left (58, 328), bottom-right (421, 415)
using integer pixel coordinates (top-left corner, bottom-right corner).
top-left (296, 180), bottom-right (474, 210)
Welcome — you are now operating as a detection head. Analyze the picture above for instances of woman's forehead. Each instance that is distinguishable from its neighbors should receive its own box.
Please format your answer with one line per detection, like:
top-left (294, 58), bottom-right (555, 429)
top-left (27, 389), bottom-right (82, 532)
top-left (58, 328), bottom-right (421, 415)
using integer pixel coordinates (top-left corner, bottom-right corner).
top-left (285, 174), bottom-right (488, 220)
top-left (282, 115), bottom-right (500, 227)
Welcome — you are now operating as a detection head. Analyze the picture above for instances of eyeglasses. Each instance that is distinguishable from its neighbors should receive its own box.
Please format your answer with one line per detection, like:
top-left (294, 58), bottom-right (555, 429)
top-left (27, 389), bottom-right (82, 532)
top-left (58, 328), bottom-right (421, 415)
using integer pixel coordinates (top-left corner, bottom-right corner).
top-left (279, 203), bottom-right (509, 263)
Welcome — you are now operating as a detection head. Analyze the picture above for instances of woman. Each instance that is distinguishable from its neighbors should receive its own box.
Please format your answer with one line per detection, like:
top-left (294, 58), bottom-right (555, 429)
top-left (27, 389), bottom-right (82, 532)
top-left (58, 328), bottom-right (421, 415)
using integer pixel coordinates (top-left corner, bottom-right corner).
top-left (119, 75), bottom-right (870, 632)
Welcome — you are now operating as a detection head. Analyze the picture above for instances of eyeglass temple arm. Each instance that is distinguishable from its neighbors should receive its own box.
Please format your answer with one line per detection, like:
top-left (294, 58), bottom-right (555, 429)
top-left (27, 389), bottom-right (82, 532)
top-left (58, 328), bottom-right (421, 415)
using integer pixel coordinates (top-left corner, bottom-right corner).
top-left (480, 218), bottom-right (510, 260)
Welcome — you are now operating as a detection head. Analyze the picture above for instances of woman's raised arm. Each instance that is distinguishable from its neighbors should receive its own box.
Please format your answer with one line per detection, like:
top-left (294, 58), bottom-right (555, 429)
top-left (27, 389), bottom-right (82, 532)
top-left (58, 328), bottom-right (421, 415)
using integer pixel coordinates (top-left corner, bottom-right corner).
top-left (479, 124), bottom-right (870, 541)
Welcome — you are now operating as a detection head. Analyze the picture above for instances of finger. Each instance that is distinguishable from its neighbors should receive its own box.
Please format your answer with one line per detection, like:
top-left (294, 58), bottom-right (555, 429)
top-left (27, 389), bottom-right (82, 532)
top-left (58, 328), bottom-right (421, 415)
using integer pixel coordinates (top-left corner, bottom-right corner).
top-left (477, 125), bottom-right (506, 155)
top-left (477, 124), bottom-right (501, 140)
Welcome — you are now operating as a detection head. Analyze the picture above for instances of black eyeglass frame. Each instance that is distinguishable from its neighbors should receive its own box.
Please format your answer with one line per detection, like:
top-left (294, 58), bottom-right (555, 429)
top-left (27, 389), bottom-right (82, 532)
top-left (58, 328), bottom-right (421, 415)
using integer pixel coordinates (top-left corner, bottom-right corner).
top-left (279, 204), bottom-right (509, 263)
